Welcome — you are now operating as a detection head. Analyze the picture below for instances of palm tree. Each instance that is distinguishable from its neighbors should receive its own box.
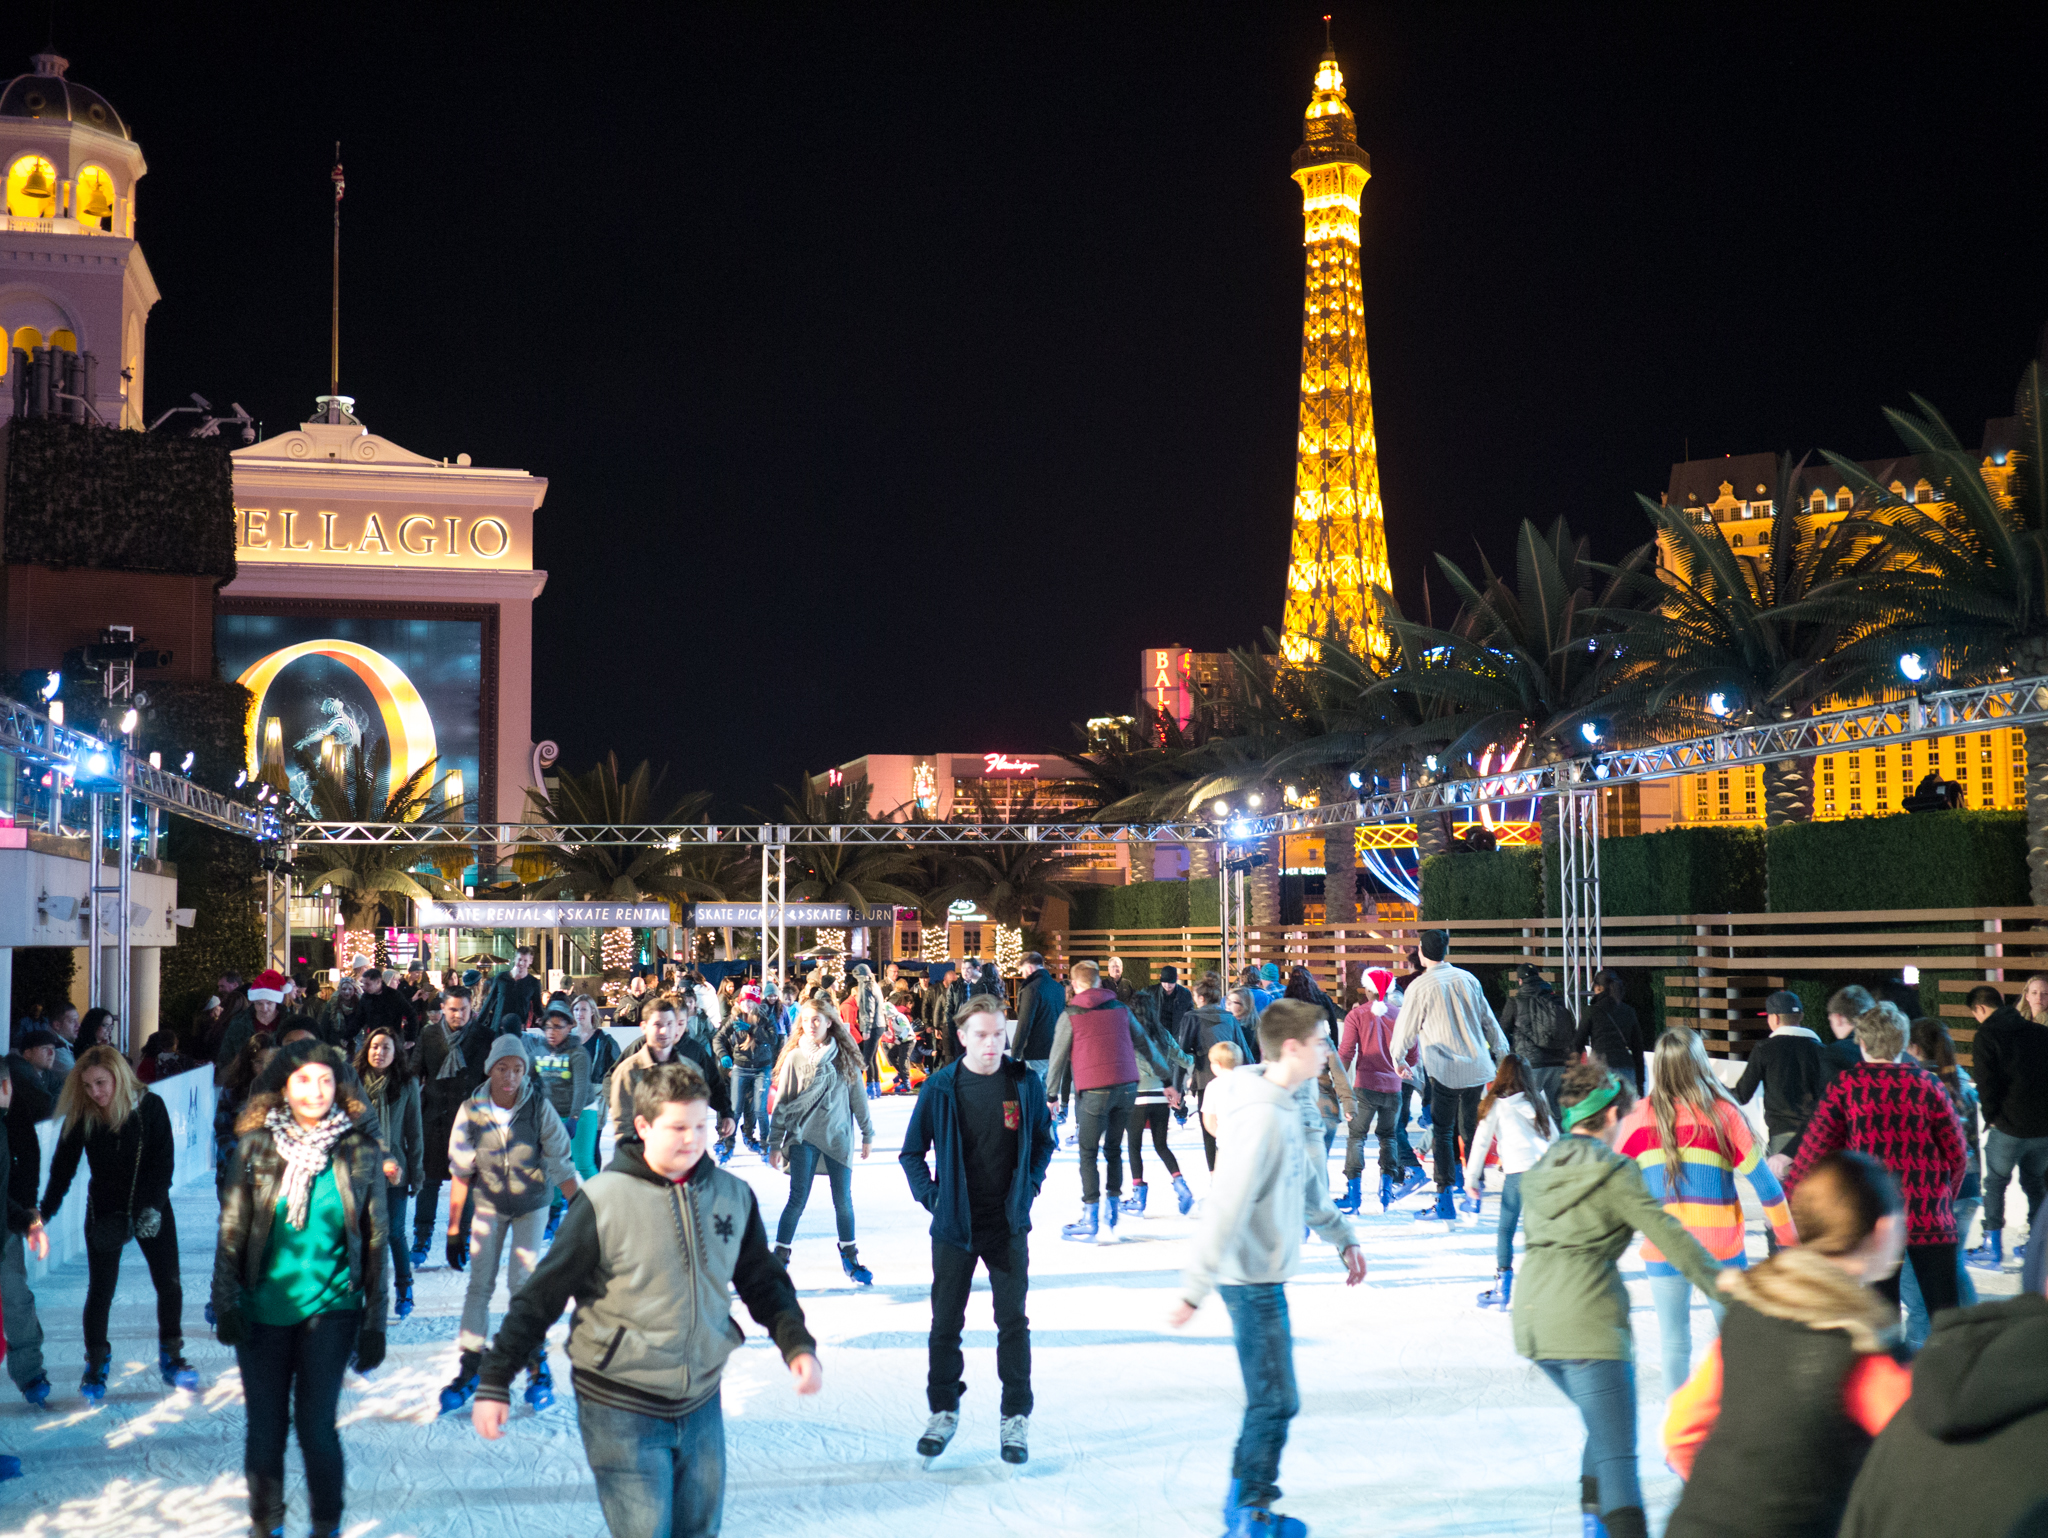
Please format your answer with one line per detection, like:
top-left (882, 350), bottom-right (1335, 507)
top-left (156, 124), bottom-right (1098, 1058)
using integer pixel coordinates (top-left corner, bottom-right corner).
top-left (771, 777), bottom-right (925, 914)
top-left (523, 753), bottom-right (719, 901)
top-left (931, 783), bottom-right (1086, 929)
top-left (1592, 453), bottom-right (1894, 825)
top-left (1807, 360), bottom-right (2048, 893)
top-left (292, 738), bottom-right (451, 927)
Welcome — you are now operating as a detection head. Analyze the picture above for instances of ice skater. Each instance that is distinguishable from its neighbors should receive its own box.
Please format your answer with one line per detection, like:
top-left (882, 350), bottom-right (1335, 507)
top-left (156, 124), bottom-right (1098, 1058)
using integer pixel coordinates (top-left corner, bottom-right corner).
top-left (1169, 998), bottom-right (1367, 1537)
top-left (1388, 930), bottom-right (1511, 1224)
top-left (1464, 1052), bottom-right (1554, 1308)
top-left (767, 998), bottom-right (876, 1284)
top-left (899, 993), bottom-right (1056, 1467)
top-left (472, 1061), bottom-right (821, 1538)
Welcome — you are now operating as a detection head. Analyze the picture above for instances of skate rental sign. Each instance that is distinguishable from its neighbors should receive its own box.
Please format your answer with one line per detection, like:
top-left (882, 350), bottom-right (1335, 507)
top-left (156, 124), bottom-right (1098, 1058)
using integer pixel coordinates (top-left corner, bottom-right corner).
top-left (415, 901), bottom-right (674, 927)
top-left (688, 903), bottom-right (895, 927)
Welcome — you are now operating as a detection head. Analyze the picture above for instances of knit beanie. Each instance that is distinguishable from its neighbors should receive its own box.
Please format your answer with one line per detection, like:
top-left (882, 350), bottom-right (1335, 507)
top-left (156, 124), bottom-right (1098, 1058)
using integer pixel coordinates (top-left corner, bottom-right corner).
top-left (483, 1034), bottom-right (529, 1073)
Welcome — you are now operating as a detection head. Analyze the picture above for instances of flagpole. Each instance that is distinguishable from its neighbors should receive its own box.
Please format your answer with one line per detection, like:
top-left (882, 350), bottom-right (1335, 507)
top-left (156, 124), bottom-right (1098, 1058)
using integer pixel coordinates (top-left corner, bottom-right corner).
top-left (329, 145), bottom-right (345, 420)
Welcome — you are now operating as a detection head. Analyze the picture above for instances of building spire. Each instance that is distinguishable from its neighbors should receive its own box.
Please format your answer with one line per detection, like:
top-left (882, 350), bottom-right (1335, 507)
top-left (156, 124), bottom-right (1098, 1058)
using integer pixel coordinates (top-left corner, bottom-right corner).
top-left (1280, 31), bottom-right (1390, 666)
top-left (317, 146), bottom-right (357, 426)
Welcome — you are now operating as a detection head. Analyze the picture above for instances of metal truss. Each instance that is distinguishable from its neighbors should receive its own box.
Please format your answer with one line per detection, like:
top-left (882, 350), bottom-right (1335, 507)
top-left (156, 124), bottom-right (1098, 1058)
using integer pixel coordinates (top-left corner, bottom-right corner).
top-left (1556, 789), bottom-right (1601, 1012)
top-left (288, 819), bottom-right (1219, 849)
top-left (0, 693), bottom-right (263, 837)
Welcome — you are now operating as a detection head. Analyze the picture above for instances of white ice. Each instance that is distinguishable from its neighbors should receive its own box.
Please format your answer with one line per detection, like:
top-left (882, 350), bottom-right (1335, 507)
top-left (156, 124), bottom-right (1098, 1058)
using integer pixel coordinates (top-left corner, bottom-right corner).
top-left (0, 1095), bottom-right (2025, 1538)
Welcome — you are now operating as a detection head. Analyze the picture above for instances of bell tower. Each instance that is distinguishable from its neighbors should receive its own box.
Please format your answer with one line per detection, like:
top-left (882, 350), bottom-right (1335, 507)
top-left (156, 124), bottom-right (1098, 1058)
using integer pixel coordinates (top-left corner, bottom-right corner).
top-left (1280, 28), bottom-right (1391, 665)
top-left (0, 50), bottom-right (157, 427)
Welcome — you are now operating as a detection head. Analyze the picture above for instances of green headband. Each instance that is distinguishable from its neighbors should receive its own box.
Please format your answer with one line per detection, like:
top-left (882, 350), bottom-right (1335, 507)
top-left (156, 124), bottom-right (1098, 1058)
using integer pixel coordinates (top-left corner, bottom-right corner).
top-left (1562, 1075), bottom-right (1622, 1131)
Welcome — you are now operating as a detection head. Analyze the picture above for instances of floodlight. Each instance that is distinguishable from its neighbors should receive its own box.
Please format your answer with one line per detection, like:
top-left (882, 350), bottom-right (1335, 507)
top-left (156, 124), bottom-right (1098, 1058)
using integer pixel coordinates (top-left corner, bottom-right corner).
top-left (39, 671), bottom-right (60, 702)
top-left (48, 701), bottom-right (62, 725)
top-left (1247, 794), bottom-right (1262, 809)
top-left (119, 708), bottom-right (138, 735)
top-left (234, 770), bottom-right (247, 788)
top-left (180, 752), bottom-right (195, 774)
top-left (1580, 722), bottom-right (1603, 745)
top-left (1348, 772), bottom-right (1363, 789)
top-left (1899, 652), bottom-right (1929, 683)
top-left (1213, 799), bottom-right (1229, 817)
top-left (1706, 692), bottom-right (1730, 717)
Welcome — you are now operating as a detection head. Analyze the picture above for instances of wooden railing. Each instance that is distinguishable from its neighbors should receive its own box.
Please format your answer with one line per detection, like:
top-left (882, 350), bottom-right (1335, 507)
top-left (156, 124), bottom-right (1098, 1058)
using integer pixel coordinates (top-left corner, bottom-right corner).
top-left (1057, 906), bottom-right (2048, 1067)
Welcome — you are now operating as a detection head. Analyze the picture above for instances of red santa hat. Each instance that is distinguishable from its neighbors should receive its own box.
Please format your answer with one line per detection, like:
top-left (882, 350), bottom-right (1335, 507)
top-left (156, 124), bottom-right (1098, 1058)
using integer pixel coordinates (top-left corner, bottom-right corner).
top-left (247, 968), bottom-right (288, 1005)
top-left (1365, 967), bottom-right (1396, 999)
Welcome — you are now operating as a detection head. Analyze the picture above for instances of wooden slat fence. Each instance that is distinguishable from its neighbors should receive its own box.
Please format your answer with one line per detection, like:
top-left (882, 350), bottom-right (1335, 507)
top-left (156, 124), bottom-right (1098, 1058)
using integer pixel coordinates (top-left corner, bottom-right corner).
top-left (1057, 906), bottom-right (2048, 1068)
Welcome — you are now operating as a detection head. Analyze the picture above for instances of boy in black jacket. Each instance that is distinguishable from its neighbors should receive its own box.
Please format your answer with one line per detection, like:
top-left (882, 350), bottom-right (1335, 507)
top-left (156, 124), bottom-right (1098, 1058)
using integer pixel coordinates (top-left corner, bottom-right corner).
top-left (1734, 990), bottom-right (1836, 1164)
top-left (1966, 981), bottom-right (2048, 1269)
top-left (899, 994), bottom-right (1056, 1469)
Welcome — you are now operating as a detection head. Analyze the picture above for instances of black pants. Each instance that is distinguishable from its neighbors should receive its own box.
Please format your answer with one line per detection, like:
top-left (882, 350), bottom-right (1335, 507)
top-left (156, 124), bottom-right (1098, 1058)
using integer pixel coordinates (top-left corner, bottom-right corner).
top-left (928, 1231), bottom-right (1032, 1417)
top-left (1203, 1125), bottom-right (1219, 1171)
top-left (1875, 1241), bottom-right (1960, 1318)
top-left (1075, 1083), bottom-right (1137, 1203)
top-left (1429, 1080), bottom-right (1483, 1191)
top-left (385, 1186), bottom-right (412, 1289)
top-left (1127, 1101), bottom-right (1180, 1181)
top-left (83, 1210), bottom-right (183, 1358)
top-left (414, 1179), bottom-right (476, 1251)
top-left (861, 1032), bottom-right (881, 1090)
top-left (239, 1307), bottom-right (363, 1530)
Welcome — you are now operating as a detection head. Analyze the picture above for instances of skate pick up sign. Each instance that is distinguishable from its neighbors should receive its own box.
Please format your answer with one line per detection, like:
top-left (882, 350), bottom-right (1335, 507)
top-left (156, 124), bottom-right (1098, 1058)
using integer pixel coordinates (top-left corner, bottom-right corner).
top-left (415, 901), bottom-right (674, 927)
top-left (688, 903), bottom-right (896, 927)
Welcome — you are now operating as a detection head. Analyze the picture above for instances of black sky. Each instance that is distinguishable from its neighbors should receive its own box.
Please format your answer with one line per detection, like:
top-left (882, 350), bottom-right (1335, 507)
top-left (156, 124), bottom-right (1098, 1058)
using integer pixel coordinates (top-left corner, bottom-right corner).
top-left (18, 2), bottom-right (2048, 814)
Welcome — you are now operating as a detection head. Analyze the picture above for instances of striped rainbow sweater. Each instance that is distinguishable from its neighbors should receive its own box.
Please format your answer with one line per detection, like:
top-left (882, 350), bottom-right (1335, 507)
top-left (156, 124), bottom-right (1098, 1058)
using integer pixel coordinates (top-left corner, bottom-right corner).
top-left (1616, 1098), bottom-right (1796, 1275)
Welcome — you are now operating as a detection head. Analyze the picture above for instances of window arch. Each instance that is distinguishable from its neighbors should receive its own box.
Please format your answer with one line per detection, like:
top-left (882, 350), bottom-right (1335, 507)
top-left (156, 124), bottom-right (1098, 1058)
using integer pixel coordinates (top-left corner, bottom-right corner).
top-left (73, 165), bottom-right (116, 230)
top-left (47, 328), bottom-right (75, 352)
top-left (11, 326), bottom-right (44, 357)
top-left (1834, 489), bottom-right (1854, 511)
top-left (4, 154), bottom-right (57, 219)
top-left (1914, 478), bottom-right (1936, 505)
top-left (1809, 488), bottom-right (1826, 513)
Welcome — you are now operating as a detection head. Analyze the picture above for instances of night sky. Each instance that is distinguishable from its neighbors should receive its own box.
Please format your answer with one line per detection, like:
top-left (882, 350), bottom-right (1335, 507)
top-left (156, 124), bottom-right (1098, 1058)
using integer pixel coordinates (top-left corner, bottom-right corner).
top-left (17, 3), bottom-right (2048, 813)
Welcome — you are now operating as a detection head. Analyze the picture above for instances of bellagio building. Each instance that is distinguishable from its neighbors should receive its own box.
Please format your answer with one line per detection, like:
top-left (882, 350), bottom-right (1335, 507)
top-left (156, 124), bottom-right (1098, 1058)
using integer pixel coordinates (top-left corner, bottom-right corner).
top-left (1657, 413), bottom-right (2025, 828)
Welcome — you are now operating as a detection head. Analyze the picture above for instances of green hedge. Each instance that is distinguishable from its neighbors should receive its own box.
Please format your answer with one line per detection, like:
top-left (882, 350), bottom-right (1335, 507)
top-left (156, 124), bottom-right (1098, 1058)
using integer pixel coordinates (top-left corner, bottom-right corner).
top-left (1602, 826), bottom-right (1767, 916)
top-left (10, 947), bottom-right (75, 1022)
top-left (1767, 810), bottom-right (2026, 911)
top-left (143, 681), bottom-right (262, 1033)
top-left (1, 419), bottom-right (237, 577)
top-left (1419, 848), bottom-right (1542, 921)
top-left (1070, 875), bottom-right (1222, 931)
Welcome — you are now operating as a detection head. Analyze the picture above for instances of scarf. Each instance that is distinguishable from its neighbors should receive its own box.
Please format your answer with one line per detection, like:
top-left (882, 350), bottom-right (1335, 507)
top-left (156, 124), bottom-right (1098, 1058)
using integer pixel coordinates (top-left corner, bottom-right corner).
top-left (266, 1106), bottom-right (353, 1229)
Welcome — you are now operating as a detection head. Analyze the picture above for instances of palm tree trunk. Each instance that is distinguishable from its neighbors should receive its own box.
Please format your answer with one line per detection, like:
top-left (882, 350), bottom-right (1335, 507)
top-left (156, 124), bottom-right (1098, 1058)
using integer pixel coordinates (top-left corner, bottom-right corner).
top-left (1323, 823), bottom-right (1357, 925)
top-left (1763, 759), bottom-right (1812, 829)
top-left (1188, 838), bottom-right (1217, 880)
top-left (1251, 833), bottom-right (1283, 929)
top-left (2026, 724), bottom-right (2048, 906)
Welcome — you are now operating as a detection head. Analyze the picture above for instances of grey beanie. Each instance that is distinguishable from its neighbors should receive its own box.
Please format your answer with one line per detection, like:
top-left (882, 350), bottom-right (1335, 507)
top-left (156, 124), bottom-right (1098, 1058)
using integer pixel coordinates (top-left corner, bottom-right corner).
top-left (484, 1034), bottom-right (529, 1073)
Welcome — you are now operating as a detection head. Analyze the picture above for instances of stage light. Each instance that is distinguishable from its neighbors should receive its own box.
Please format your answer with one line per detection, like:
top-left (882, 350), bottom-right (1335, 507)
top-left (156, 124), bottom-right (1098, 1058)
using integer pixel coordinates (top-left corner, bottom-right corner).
top-left (119, 708), bottom-right (138, 735)
top-left (180, 752), bottom-right (195, 773)
top-left (1899, 652), bottom-right (1928, 683)
top-left (1247, 794), bottom-right (1262, 809)
top-left (1580, 721), bottom-right (1605, 745)
top-left (1213, 799), bottom-right (1229, 817)
top-left (234, 770), bottom-right (247, 788)
top-left (48, 701), bottom-right (62, 725)
top-left (39, 671), bottom-right (60, 702)
top-left (1348, 771), bottom-right (1363, 788)
top-left (1706, 692), bottom-right (1730, 717)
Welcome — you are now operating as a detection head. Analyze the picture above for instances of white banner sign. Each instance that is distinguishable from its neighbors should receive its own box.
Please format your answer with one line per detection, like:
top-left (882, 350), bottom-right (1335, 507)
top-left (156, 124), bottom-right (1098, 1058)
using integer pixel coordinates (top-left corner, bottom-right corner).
top-left (416, 900), bottom-right (674, 927)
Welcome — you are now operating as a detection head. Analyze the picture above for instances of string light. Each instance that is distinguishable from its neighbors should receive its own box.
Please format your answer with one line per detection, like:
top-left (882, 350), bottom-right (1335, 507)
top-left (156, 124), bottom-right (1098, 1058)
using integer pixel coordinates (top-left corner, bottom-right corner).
top-left (994, 925), bottom-right (1023, 976)
top-left (601, 926), bottom-right (635, 973)
top-left (920, 925), bottom-right (948, 962)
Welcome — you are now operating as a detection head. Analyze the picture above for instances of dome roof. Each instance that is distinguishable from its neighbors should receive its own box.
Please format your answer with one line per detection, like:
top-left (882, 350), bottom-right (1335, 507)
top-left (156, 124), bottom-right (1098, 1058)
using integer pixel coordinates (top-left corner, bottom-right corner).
top-left (0, 52), bottom-right (128, 141)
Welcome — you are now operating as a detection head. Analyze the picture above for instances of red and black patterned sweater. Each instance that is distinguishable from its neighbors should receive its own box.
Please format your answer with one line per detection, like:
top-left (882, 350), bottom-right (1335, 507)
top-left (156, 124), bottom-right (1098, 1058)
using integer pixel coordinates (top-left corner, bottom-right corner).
top-left (1784, 1060), bottom-right (1968, 1245)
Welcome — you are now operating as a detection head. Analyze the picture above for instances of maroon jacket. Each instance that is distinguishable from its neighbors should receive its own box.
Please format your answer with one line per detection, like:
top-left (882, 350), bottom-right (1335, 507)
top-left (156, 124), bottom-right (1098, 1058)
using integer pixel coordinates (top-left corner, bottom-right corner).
top-left (1046, 987), bottom-right (1143, 1099)
top-left (1785, 1059), bottom-right (1968, 1245)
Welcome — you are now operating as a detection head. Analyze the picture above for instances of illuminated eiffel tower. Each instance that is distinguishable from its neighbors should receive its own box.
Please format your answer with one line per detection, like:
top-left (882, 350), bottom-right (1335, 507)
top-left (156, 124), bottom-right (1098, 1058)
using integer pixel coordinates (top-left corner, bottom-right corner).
top-left (1280, 28), bottom-right (1391, 665)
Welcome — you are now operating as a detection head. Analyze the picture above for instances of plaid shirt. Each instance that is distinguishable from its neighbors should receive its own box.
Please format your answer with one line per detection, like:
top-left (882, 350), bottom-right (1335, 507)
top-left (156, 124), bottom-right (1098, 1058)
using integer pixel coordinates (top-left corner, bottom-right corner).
top-left (1785, 1060), bottom-right (1968, 1245)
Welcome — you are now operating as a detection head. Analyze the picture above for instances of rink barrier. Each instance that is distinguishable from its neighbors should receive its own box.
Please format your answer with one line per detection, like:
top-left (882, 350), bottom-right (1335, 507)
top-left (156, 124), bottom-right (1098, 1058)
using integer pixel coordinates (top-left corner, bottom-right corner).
top-left (1061, 905), bottom-right (2048, 1068)
top-left (28, 1063), bottom-right (216, 1283)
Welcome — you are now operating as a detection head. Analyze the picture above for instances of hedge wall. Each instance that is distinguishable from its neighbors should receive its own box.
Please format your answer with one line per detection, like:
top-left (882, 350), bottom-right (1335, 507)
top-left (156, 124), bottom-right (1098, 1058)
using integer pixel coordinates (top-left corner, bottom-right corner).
top-left (10, 947), bottom-right (75, 1022)
top-left (1068, 875), bottom-right (1221, 932)
top-left (1, 418), bottom-right (237, 578)
top-left (142, 681), bottom-right (262, 1033)
top-left (1419, 848), bottom-right (1542, 921)
top-left (1601, 826), bottom-right (1767, 916)
top-left (1767, 810), bottom-right (2027, 911)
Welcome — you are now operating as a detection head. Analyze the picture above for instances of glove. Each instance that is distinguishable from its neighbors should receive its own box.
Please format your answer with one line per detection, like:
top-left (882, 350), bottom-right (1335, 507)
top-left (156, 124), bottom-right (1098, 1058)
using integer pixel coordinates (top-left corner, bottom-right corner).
top-left (134, 1207), bottom-right (162, 1240)
top-left (447, 1233), bottom-right (468, 1271)
top-left (719, 1055), bottom-right (734, 1070)
top-left (215, 1305), bottom-right (250, 1347)
top-left (352, 1331), bottom-right (386, 1373)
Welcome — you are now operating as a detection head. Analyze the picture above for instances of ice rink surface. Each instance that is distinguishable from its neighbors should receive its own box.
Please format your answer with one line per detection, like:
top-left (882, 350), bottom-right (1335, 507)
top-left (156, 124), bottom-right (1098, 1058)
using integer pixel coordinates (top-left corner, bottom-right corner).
top-left (0, 1091), bottom-right (2026, 1537)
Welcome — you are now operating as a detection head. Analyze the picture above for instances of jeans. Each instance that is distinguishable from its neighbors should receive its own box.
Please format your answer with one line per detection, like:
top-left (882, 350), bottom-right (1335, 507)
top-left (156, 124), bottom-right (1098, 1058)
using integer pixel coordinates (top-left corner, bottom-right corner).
top-left (573, 1104), bottom-right (605, 1181)
top-left (1218, 1283), bottom-right (1298, 1511)
top-left (1345, 1088), bottom-right (1404, 1180)
top-left (775, 1140), bottom-right (856, 1246)
top-left (1983, 1128), bottom-right (2048, 1231)
top-left (459, 1202), bottom-right (548, 1354)
top-left (238, 1307), bottom-right (362, 1530)
top-left (1525, 1065), bottom-right (1565, 1127)
top-left (1075, 1083), bottom-right (1138, 1204)
top-left (1128, 1102), bottom-right (1180, 1182)
top-left (1903, 1200), bottom-right (1978, 1349)
top-left (1495, 1172), bottom-right (1524, 1271)
top-left (1875, 1241), bottom-right (1960, 1322)
top-left (1428, 1081), bottom-right (1483, 1191)
top-left (731, 1070), bottom-right (764, 1143)
top-left (1648, 1271), bottom-right (1726, 1394)
top-left (384, 1186), bottom-right (412, 1290)
top-left (1023, 1059), bottom-right (1049, 1090)
top-left (928, 1231), bottom-right (1032, 1416)
top-left (579, 1388), bottom-right (726, 1538)
top-left (84, 1208), bottom-right (184, 1358)
top-left (1537, 1358), bottom-right (1640, 1519)
top-left (0, 1230), bottom-right (45, 1387)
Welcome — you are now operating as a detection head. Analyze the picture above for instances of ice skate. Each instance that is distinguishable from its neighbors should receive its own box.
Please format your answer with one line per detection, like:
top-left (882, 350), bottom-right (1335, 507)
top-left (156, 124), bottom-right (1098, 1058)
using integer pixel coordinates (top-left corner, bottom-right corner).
top-left (1390, 1167), bottom-right (1429, 1203)
top-left (1172, 1172), bottom-right (1195, 1214)
top-left (1060, 1201), bottom-right (1099, 1241)
top-left (773, 1243), bottom-right (792, 1267)
top-left (999, 1413), bottom-right (1029, 1465)
top-left (1967, 1231), bottom-right (2003, 1270)
top-left (1097, 1196), bottom-right (1122, 1243)
top-left (438, 1352), bottom-right (480, 1415)
top-left (79, 1350), bottom-right (109, 1404)
top-left (1413, 1187), bottom-right (1456, 1223)
top-left (1477, 1267), bottom-right (1513, 1308)
top-left (916, 1409), bottom-right (958, 1466)
top-left (523, 1350), bottom-right (554, 1410)
top-left (1334, 1175), bottom-right (1362, 1214)
top-left (1121, 1180), bottom-right (1148, 1215)
top-left (158, 1349), bottom-right (200, 1391)
top-left (395, 1281), bottom-right (414, 1319)
top-left (409, 1238), bottom-right (429, 1268)
top-left (1224, 1502), bottom-right (1308, 1536)
top-left (838, 1242), bottom-right (874, 1286)
top-left (20, 1373), bottom-right (49, 1408)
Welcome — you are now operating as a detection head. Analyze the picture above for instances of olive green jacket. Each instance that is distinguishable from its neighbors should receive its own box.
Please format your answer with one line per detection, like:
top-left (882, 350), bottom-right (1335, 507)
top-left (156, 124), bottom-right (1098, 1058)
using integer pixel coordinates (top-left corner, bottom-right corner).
top-left (1511, 1132), bottom-right (1725, 1362)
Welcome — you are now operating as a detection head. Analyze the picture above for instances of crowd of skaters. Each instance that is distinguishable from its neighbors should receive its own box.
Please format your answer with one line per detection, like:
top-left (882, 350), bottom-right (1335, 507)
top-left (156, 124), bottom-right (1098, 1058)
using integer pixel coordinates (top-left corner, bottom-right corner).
top-left (0, 933), bottom-right (2041, 1538)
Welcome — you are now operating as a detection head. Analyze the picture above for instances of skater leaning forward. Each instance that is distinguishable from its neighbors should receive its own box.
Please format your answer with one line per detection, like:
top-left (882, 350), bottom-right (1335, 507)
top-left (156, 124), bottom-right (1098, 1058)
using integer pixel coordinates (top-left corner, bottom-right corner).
top-left (898, 992), bottom-right (1056, 1467)
top-left (1170, 998), bottom-right (1368, 1538)
top-left (472, 1060), bottom-right (820, 1538)
top-left (211, 1040), bottom-right (391, 1538)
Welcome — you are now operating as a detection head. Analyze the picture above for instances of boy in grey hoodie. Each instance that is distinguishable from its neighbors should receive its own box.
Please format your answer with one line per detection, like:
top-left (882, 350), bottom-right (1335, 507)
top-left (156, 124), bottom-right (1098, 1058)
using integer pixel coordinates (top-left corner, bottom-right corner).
top-left (1170, 999), bottom-right (1368, 1538)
